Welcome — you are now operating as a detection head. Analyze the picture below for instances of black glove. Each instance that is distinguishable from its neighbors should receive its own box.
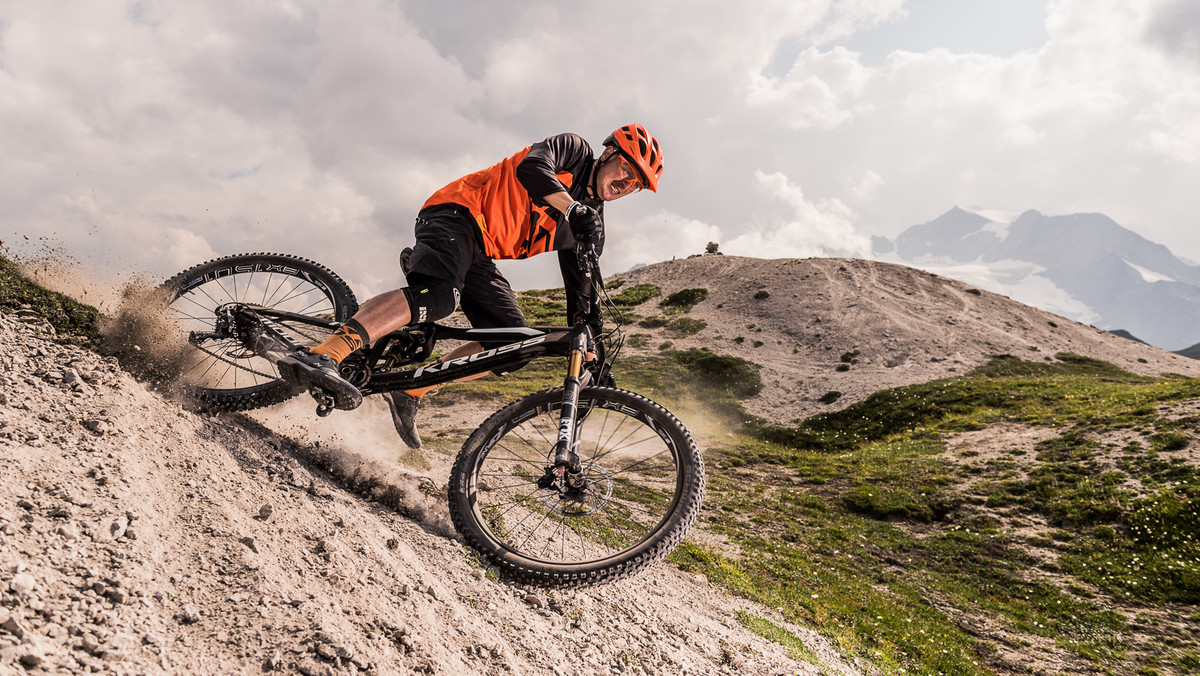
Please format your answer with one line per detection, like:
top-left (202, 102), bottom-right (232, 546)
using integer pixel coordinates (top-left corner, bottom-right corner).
top-left (565, 202), bottom-right (602, 245)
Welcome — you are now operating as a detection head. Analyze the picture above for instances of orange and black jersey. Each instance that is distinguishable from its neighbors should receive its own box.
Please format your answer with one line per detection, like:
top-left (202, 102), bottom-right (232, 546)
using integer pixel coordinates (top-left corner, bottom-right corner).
top-left (421, 133), bottom-right (604, 261)
top-left (420, 132), bottom-right (604, 324)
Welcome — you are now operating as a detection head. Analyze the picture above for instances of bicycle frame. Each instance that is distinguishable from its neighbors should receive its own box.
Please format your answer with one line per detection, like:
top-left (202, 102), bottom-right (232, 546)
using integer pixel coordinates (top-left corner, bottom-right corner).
top-left (237, 266), bottom-right (607, 477)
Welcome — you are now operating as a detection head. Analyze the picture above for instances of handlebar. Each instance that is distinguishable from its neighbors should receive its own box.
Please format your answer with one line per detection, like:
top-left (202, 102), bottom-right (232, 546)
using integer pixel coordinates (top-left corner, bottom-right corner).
top-left (577, 243), bottom-right (599, 272)
top-left (577, 244), bottom-right (604, 328)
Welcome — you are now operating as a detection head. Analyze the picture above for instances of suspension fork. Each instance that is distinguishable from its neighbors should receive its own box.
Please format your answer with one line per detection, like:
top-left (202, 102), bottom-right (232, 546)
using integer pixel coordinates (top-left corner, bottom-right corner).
top-left (552, 328), bottom-right (593, 480)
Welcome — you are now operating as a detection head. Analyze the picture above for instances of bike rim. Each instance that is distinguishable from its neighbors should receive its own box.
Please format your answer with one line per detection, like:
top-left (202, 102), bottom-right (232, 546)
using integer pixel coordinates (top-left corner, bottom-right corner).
top-left (168, 268), bottom-right (341, 393)
top-left (469, 396), bottom-right (685, 567)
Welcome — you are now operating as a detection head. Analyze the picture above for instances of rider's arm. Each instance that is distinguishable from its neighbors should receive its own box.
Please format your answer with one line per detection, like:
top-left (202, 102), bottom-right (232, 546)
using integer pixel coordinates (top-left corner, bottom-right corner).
top-left (541, 191), bottom-right (576, 214)
top-left (516, 133), bottom-right (592, 208)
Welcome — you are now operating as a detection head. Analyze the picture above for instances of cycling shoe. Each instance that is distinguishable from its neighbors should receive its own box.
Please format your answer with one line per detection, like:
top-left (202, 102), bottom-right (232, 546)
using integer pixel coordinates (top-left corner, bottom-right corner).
top-left (277, 350), bottom-right (362, 411)
top-left (383, 391), bottom-right (422, 449)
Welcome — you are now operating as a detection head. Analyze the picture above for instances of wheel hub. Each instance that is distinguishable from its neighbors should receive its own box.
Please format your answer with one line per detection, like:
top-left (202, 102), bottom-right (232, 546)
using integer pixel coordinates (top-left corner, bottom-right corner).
top-left (539, 464), bottom-right (614, 516)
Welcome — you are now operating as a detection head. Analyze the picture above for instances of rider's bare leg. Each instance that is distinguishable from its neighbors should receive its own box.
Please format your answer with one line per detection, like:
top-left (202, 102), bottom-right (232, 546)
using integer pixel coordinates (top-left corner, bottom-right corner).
top-left (310, 289), bottom-right (491, 395)
top-left (350, 289), bottom-right (413, 340)
top-left (307, 289), bottom-right (412, 364)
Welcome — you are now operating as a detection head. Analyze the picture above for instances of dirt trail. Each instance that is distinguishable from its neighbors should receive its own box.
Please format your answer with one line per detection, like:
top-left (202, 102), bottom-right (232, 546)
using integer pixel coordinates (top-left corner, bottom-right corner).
top-left (0, 309), bottom-right (857, 675)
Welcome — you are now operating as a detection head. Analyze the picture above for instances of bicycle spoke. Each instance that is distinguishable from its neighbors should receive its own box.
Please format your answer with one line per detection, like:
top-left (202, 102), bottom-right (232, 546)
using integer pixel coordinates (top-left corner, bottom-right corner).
top-left (465, 393), bottom-right (692, 568)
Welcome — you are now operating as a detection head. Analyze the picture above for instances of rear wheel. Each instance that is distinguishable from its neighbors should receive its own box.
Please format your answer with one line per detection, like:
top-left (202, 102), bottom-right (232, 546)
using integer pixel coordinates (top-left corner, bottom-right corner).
top-left (448, 387), bottom-right (705, 587)
top-left (160, 253), bottom-right (358, 412)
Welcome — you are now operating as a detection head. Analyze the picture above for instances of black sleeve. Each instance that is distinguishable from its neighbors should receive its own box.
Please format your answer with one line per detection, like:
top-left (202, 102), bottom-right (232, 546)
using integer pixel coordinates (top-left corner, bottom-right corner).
top-left (558, 222), bottom-right (605, 325)
top-left (517, 133), bottom-right (593, 206)
top-left (559, 248), bottom-right (592, 326)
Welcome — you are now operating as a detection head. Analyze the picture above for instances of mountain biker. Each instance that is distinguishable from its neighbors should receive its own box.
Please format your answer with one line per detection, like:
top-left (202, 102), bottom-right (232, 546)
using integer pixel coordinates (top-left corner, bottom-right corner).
top-left (278, 124), bottom-right (664, 449)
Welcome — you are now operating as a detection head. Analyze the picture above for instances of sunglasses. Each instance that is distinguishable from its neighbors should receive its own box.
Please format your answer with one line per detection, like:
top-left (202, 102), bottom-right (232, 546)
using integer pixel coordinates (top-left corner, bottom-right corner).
top-left (610, 154), bottom-right (645, 194)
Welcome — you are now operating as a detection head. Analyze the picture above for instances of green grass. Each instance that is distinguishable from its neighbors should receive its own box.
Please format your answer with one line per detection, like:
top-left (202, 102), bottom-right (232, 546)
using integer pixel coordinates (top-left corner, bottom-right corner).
top-left (665, 316), bottom-right (707, 337)
top-left (609, 283), bottom-right (660, 308)
top-left (677, 353), bottom-right (1200, 674)
top-left (517, 289), bottom-right (568, 325)
top-left (0, 252), bottom-right (102, 345)
top-left (735, 610), bottom-right (820, 664)
top-left (659, 287), bottom-right (708, 314)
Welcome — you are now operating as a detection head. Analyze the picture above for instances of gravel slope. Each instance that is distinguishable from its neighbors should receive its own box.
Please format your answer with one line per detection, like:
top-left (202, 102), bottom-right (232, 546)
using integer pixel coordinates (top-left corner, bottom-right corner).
top-left (0, 308), bottom-right (857, 675)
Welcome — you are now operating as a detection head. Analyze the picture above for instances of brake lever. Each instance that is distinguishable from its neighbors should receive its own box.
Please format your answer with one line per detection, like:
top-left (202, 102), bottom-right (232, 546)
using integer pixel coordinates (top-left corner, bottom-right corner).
top-left (577, 243), bottom-right (598, 271)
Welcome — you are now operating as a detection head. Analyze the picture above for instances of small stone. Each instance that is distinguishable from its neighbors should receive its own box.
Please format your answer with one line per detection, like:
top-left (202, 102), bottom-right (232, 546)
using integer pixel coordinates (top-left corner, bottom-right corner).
top-left (102, 516), bottom-right (129, 540)
top-left (104, 632), bottom-right (138, 657)
top-left (2, 613), bottom-right (28, 638)
top-left (18, 651), bottom-right (44, 668)
top-left (257, 504), bottom-right (274, 520)
top-left (523, 594), bottom-right (544, 609)
top-left (10, 573), bottom-right (36, 595)
top-left (239, 536), bottom-right (258, 553)
top-left (264, 650), bottom-right (284, 671)
top-left (179, 604), bottom-right (201, 624)
top-left (83, 419), bottom-right (109, 434)
top-left (80, 633), bottom-right (102, 656)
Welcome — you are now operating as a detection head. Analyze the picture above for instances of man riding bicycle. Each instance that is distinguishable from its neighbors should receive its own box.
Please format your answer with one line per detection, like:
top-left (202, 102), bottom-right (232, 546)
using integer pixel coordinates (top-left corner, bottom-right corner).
top-left (278, 124), bottom-right (664, 449)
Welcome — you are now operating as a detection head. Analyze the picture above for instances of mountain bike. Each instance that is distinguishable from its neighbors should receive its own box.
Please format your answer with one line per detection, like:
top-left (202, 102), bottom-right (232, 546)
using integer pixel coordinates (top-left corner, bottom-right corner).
top-left (160, 250), bottom-right (705, 587)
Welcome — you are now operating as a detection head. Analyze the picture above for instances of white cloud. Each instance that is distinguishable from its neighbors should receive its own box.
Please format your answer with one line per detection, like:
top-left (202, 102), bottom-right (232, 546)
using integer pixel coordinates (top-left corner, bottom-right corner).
top-left (746, 46), bottom-right (874, 129)
top-left (4, 0), bottom-right (1200, 305)
top-left (605, 211), bottom-right (724, 271)
top-left (723, 171), bottom-right (872, 259)
top-left (850, 170), bottom-right (884, 201)
top-left (913, 259), bottom-right (1102, 324)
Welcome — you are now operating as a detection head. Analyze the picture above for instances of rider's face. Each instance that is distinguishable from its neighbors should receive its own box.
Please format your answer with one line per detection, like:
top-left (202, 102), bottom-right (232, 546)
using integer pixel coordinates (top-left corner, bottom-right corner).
top-left (596, 150), bottom-right (645, 202)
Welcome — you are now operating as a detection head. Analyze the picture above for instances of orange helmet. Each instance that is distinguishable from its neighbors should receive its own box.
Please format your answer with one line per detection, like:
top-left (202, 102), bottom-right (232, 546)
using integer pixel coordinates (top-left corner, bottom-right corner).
top-left (603, 124), bottom-right (663, 192)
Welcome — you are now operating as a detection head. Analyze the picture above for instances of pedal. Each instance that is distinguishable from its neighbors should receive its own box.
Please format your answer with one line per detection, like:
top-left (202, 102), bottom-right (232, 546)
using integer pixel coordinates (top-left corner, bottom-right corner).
top-left (309, 387), bottom-right (336, 417)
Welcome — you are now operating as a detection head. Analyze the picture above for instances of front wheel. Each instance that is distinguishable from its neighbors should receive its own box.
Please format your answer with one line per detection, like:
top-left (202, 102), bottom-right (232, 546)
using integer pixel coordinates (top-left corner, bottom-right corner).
top-left (448, 387), bottom-right (705, 588)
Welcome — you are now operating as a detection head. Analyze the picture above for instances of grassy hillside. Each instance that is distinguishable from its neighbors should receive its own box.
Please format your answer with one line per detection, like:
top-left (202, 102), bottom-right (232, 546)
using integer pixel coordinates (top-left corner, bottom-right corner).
top-left (0, 252), bottom-right (101, 344)
top-left (674, 354), bottom-right (1200, 675)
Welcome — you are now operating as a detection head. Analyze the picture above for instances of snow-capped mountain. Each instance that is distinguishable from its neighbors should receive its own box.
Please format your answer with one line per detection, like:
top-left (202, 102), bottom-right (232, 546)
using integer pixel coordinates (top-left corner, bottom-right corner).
top-left (873, 207), bottom-right (1200, 350)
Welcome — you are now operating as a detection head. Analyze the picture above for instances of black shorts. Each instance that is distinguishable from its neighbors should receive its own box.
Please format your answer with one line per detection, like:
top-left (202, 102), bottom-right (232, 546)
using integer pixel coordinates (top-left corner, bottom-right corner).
top-left (405, 205), bottom-right (527, 330)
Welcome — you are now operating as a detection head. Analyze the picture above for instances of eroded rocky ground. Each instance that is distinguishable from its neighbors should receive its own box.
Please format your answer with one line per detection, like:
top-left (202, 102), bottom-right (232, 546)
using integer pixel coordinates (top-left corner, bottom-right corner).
top-left (0, 308), bottom-right (858, 675)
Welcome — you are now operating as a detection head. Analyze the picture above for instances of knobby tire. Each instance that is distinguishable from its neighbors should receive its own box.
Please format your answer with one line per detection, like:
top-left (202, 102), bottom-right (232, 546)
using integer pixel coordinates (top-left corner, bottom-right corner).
top-left (448, 386), bottom-right (705, 588)
top-left (160, 252), bottom-right (358, 413)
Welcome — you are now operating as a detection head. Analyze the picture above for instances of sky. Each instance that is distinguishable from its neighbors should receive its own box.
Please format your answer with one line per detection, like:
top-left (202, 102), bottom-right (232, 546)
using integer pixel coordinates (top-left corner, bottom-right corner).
top-left (3, 0), bottom-right (1200, 301)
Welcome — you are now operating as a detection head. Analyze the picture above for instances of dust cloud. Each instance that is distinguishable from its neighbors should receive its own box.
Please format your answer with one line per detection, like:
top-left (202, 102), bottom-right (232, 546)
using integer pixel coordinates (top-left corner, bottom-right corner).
top-left (100, 281), bottom-right (195, 389)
